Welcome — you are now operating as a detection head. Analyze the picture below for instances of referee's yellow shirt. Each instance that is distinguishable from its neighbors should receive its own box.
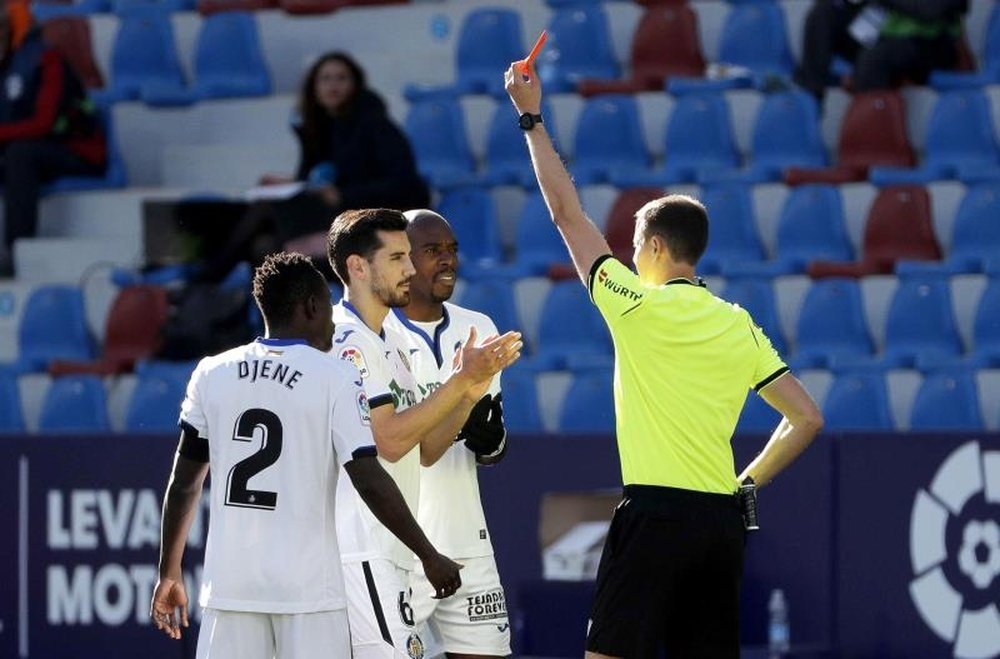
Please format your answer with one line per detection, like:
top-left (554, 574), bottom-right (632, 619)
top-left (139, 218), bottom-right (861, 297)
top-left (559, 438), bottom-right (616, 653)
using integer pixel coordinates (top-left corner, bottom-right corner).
top-left (588, 256), bottom-right (788, 494)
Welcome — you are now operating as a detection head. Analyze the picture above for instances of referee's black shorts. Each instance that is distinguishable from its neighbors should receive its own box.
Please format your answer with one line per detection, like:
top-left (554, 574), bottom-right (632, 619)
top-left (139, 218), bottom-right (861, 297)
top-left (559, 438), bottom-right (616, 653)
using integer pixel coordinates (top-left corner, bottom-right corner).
top-left (585, 484), bottom-right (745, 658)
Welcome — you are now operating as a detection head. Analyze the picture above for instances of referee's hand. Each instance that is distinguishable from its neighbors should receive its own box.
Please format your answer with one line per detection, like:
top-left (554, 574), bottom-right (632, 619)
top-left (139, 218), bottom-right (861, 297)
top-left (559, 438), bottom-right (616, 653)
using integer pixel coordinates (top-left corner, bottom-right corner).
top-left (422, 552), bottom-right (464, 600)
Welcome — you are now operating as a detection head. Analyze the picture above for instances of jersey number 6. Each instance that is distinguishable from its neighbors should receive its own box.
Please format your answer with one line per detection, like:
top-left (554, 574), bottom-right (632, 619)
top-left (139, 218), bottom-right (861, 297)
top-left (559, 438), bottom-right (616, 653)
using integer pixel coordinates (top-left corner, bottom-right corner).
top-left (225, 408), bottom-right (283, 510)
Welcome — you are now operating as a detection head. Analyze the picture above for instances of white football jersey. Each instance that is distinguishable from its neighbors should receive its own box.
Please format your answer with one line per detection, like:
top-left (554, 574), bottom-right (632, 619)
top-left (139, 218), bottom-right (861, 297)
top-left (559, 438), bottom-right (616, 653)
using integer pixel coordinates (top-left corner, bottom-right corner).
top-left (331, 300), bottom-right (421, 570)
top-left (179, 338), bottom-right (374, 614)
top-left (386, 303), bottom-right (501, 559)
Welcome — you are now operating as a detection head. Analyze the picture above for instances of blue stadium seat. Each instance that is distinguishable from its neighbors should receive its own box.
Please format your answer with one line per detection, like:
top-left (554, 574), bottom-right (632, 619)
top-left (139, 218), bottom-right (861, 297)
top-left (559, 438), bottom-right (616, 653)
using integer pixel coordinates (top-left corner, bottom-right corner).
top-left (42, 106), bottom-right (128, 193)
top-left (37, 375), bottom-right (110, 433)
top-left (15, 286), bottom-right (95, 373)
top-left (454, 8), bottom-right (524, 96)
top-left (500, 367), bottom-right (543, 434)
top-left (31, 0), bottom-right (112, 20)
top-left (909, 368), bottom-right (984, 430)
top-left (404, 98), bottom-right (477, 189)
top-left (435, 188), bottom-right (503, 272)
top-left (125, 363), bottom-right (193, 433)
top-left (736, 390), bottom-right (780, 434)
top-left (721, 278), bottom-right (787, 356)
top-left (190, 12), bottom-right (270, 100)
top-left (94, 8), bottom-right (188, 106)
top-left (697, 185), bottom-right (764, 275)
top-left (480, 100), bottom-right (555, 187)
top-left (882, 275), bottom-right (963, 368)
top-left (456, 280), bottom-right (522, 342)
top-left (569, 95), bottom-right (651, 185)
top-left (718, 1), bottom-right (795, 77)
top-left (533, 281), bottom-right (612, 371)
top-left (945, 184), bottom-right (1000, 273)
top-left (0, 374), bottom-right (25, 433)
top-left (614, 93), bottom-right (739, 186)
top-left (822, 371), bottom-right (894, 431)
top-left (745, 90), bottom-right (827, 180)
top-left (510, 192), bottom-right (570, 277)
top-left (870, 91), bottom-right (1000, 185)
top-left (113, 0), bottom-right (194, 12)
top-left (558, 369), bottom-right (615, 434)
top-left (537, 5), bottom-right (620, 93)
top-left (792, 278), bottom-right (873, 369)
top-left (972, 276), bottom-right (1000, 367)
top-left (929, 4), bottom-right (1000, 89)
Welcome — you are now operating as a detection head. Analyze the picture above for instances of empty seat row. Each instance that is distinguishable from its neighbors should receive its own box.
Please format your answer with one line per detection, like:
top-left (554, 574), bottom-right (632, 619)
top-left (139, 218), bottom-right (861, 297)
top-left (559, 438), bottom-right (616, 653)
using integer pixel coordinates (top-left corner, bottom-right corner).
top-left (31, 0), bottom-right (403, 19)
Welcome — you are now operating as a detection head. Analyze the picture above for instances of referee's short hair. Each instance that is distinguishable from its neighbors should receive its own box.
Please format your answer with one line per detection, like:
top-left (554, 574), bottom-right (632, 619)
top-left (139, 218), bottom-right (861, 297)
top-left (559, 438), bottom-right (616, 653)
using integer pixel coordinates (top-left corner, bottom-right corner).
top-left (327, 208), bottom-right (409, 285)
top-left (636, 195), bottom-right (709, 266)
top-left (252, 251), bottom-right (327, 327)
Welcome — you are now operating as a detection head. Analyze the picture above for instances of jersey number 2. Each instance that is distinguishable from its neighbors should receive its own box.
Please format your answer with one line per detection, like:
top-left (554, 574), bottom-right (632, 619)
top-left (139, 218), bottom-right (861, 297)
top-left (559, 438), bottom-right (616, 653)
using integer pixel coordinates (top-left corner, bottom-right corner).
top-left (225, 408), bottom-right (283, 510)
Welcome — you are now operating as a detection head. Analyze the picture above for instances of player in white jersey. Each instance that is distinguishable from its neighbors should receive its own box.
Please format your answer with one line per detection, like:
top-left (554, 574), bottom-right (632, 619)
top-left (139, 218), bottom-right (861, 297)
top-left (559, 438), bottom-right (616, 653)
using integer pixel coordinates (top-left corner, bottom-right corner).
top-left (386, 210), bottom-right (511, 658)
top-left (326, 209), bottom-right (523, 658)
top-left (150, 252), bottom-right (462, 659)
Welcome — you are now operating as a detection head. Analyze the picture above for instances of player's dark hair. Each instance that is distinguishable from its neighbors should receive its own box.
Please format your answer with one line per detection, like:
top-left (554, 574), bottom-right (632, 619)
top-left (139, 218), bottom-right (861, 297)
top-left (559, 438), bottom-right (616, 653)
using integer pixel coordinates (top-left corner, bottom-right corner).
top-left (636, 194), bottom-right (709, 265)
top-left (327, 208), bottom-right (409, 285)
top-left (252, 252), bottom-right (327, 327)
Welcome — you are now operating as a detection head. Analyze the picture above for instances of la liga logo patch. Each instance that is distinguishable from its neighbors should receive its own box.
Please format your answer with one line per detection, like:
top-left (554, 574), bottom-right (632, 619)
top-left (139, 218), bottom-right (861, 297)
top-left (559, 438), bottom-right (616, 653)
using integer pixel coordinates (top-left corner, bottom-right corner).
top-left (338, 345), bottom-right (369, 379)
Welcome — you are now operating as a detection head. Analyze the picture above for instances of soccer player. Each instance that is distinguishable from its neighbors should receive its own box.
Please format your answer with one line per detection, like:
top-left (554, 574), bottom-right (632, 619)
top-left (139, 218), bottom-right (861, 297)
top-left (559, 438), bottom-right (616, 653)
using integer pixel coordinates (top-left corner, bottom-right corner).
top-left (327, 209), bottom-right (522, 658)
top-left (150, 252), bottom-right (462, 659)
top-left (385, 209), bottom-right (511, 659)
top-left (505, 63), bottom-right (824, 659)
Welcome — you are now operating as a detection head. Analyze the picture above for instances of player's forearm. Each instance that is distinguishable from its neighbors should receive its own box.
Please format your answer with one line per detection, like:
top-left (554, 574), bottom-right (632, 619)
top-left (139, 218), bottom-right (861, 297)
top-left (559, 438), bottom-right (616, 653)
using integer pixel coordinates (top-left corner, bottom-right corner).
top-left (524, 126), bottom-right (588, 232)
top-left (418, 397), bottom-right (479, 466)
top-left (157, 465), bottom-right (205, 578)
top-left (375, 377), bottom-right (477, 462)
top-left (738, 415), bottom-right (822, 487)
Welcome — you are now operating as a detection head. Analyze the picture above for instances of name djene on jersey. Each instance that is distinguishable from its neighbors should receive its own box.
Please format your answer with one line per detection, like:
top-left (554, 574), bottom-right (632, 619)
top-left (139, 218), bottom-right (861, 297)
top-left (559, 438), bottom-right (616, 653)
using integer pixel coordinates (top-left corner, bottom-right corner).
top-left (236, 358), bottom-right (304, 389)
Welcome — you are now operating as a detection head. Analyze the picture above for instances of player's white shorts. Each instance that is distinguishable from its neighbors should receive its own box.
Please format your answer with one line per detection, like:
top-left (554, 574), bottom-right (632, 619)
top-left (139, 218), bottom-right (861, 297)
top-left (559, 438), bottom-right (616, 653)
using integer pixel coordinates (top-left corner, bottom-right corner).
top-left (195, 607), bottom-right (349, 659)
top-left (344, 558), bottom-right (426, 659)
top-left (410, 554), bottom-right (511, 657)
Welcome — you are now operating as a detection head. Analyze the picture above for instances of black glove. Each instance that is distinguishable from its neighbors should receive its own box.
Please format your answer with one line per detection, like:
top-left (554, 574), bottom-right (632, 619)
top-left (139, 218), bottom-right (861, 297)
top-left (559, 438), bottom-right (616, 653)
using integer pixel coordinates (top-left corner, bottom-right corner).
top-left (459, 394), bottom-right (506, 457)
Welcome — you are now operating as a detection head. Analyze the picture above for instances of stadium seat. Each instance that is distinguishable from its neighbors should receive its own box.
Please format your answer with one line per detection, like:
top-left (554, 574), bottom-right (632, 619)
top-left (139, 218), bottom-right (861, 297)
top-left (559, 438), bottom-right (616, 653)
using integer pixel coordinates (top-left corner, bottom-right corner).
top-left (558, 369), bottom-right (615, 434)
top-left (511, 192), bottom-right (572, 277)
top-left (909, 368), bottom-right (984, 430)
top-left (612, 93), bottom-right (739, 186)
top-left (14, 285), bottom-right (95, 373)
top-left (929, 4), bottom-right (1000, 89)
top-left (113, 0), bottom-right (194, 12)
top-left (972, 276), bottom-right (1000, 367)
top-left (569, 95), bottom-right (651, 185)
top-left (480, 100), bottom-right (555, 187)
top-left (43, 105), bottom-right (128, 193)
top-left (743, 90), bottom-right (827, 181)
top-left (721, 278), bottom-right (787, 356)
top-left (578, 3), bottom-right (704, 95)
top-left (500, 367), bottom-right (543, 434)
top-left (792, 278), bottom-right (874, 369)
top-left (881, 275), bottom-right (963, 368)
top-left (404, 98), bottom-right (477, 189)
top-left (808, 186), bottom-right (940, 277)
top-left (124, 362), bottom-right (194, 433)
top-left (49, 284), bottom-right (169, 376)
top-left (435, 188), bottom-right (503, 271)
top-left (537, 5), bottom-right (620, 93)
top-left (0, 373), bottom-right (25, 433)
top-left (31, 0), bottom-right (112, 21)
top-left (456, 280), bottom-right (522, 345)
top-left (533, 281), bottom-right (612, 371)
top-left (277, 0), bottom-right (339, 14)
top-left (95, 8), bottom-right (188, 106)
top-left (822, 371), bottom-right (894, 431)
top-left (736, 390), bottom-right (780, 434)
top-left (197, 0), bottom-right (277, 13)
top-left (190, 12), bottom-right (271, 100)
top-left (785, 91), bottom-right (915, 185)
top-left (454, 8), bottom-right (524, 97)
top-left (41, 16), bottom-right (104, 89)
top-left (870, 90), bottom-right (1000, 185)
top-left (604, 187), bottom-right (664, 263)
top-left (697, 185), bottom-right (765, 275)
top-left (37, 375), bottom-right (110, 433)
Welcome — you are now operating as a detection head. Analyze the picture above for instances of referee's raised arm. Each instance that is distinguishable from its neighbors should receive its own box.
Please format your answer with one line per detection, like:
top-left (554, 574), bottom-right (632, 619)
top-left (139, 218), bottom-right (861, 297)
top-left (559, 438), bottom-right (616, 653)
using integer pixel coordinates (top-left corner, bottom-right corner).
top-left (504, 62), bottom-right (611, 286)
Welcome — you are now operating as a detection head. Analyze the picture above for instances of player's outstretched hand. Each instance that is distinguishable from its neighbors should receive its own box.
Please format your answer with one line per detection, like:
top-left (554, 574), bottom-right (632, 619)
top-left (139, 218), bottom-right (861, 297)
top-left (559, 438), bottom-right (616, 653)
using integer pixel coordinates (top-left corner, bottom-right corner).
top-left (505, 61), bottom-right (542, 116)
top-left (454, 326), bottom-right (522, 399)
top-left (422, 552), bottom-right (464, 600)
top-left (150, 576), bottom-right (189, 640)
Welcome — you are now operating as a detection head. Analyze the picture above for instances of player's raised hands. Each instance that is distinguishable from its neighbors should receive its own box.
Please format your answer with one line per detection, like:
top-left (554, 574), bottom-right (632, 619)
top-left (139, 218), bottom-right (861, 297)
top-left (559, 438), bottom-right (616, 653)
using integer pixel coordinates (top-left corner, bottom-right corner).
top-left (505, 60), bottom-right (542, 116)
top-left (454, 326), bottom-right (522, 399)
top-left (150, 576), bottom-right (189, 640)
top-left (422, 551), bottom-right (465, 600)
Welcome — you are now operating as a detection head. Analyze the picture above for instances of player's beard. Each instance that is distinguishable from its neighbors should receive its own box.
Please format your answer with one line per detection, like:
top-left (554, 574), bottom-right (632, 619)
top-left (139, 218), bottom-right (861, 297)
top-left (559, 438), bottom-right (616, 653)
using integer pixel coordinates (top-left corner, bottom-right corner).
top-left (372, 269), bottom-right (411, 308)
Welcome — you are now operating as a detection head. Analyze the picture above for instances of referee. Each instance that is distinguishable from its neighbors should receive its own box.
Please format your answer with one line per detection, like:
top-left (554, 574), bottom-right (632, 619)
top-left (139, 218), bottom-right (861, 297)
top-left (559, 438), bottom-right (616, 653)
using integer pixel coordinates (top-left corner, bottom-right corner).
top-left (505, 64), bottom-right (824, 658)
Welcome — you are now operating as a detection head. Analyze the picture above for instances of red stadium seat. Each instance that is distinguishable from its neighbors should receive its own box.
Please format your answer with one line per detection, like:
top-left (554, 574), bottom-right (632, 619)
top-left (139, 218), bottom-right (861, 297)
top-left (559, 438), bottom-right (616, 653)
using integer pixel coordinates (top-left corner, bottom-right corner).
top-left (785, 90), bottom-right (915, 185)
top-left (808, 186), bottom-right (941, 278)
top-left (604, 187), bottom-right (664, 263)
top-left (579, 3), bottom-right (704, 96)
top-left (42, 16), bottom-right (104, 89)
top-left (197, 0), bottom-right (277, 15)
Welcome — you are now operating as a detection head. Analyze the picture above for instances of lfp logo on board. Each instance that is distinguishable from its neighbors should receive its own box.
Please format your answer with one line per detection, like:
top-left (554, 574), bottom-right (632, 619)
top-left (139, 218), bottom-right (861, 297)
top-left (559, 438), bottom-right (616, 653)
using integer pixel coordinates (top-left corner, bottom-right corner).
top-left (909, 441), bottom-right (1000, 659)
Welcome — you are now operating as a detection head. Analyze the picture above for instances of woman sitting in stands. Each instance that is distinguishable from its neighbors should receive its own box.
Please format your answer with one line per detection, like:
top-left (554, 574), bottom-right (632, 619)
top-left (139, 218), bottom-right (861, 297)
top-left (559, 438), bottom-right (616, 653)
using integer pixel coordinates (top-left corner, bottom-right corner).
top-left (0, 1), bottom-right (106, 278)
top-left (200, 51), bottom-right (429, 281)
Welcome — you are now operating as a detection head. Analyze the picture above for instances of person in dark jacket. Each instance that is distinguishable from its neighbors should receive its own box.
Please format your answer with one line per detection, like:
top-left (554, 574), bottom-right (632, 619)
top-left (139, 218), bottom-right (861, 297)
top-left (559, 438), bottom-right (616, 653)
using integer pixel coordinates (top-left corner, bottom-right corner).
top-left (0, 1), bottom-right (106, 276)
top-left (200, 51), bottom-right (429, 282)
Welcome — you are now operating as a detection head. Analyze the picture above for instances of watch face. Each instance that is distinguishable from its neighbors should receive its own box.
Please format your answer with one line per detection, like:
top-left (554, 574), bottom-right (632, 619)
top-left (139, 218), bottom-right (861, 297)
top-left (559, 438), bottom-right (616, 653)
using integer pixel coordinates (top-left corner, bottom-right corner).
top-left (518, 113), bottom-right (534, 130)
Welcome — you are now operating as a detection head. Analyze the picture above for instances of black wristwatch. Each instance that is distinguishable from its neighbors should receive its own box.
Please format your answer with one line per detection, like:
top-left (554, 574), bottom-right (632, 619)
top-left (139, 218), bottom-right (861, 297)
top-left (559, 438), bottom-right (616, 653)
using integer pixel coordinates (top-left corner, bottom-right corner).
top-left (518, 112), bottom-right (543, 131)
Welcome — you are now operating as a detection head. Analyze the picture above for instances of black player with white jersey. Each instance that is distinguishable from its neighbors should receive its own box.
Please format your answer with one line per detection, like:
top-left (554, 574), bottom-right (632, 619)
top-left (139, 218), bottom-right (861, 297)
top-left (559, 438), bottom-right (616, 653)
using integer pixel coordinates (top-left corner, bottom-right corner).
top-left (326, 209), bottom-right (523, 659)
top-left (386, 210), bottom-right (512, 659)
top-left (150, 252), bottom-right (462, 659)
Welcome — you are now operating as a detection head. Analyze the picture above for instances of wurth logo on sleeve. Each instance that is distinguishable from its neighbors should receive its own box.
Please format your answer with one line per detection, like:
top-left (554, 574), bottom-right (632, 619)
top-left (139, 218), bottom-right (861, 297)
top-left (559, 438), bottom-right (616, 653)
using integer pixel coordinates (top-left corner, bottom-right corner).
top-left (599, 268), bottom-right (642, 302)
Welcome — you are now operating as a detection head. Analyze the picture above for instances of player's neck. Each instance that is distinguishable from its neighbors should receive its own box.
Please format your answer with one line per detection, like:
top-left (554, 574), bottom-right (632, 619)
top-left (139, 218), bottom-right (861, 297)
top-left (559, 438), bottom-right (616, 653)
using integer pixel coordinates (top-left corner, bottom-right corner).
top-left (402, 297), bottom-right (444, 323)
top-left (265, 325), bottom-right (314, 347)
top-left (344, 289), bottom-right (390, 335)
top-left (656, 263), bottom-right (696, 286)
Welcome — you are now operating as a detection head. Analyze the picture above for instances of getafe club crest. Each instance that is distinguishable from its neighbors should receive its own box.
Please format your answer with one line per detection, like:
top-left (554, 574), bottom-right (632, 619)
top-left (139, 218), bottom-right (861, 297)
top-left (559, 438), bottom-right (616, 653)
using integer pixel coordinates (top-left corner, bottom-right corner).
top-left (405, 632), bottom-right (425, 659)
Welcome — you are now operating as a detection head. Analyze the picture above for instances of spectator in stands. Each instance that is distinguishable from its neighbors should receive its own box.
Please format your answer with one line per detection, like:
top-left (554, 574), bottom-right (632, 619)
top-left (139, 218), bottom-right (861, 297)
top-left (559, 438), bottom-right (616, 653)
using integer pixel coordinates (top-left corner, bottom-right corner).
top-left (199, 51), bottom-right (430, 282)
top-left (852, 0), bottom-right (967, 91)
top-left (0, 1), bottom-right (106, 277)
top-left (794, 0), bottom-right (868, 102)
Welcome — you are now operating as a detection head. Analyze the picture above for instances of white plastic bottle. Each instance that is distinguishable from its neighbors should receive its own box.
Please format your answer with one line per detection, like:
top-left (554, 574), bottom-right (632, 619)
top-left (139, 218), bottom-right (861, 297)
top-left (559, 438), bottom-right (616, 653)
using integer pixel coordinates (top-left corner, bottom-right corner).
top-left (768, 588), bottom-right (790, 658)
